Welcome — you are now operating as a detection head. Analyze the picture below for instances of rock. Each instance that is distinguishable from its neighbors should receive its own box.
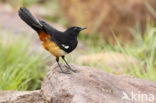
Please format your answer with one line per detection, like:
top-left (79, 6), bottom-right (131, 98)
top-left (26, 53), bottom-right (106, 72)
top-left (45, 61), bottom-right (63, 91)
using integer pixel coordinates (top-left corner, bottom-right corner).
top-left (76, 52), bottom-right (140, 74)
top-left (0, 90), bottom-right (44, 103)
top-left (41, 64), bottom-right (156, 103)
top-left (59, 0), bottom-right (156, 43)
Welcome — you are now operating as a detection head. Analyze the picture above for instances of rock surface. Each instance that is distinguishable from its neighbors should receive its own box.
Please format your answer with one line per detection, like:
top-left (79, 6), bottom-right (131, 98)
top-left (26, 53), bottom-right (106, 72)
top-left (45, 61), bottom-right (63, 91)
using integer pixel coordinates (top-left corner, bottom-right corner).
top-left (0, 64), bottom-right (156, 103)
top-left (0, 90), bottom-right (44, 103)
top-left (41, 64), bottom-right (156, 103)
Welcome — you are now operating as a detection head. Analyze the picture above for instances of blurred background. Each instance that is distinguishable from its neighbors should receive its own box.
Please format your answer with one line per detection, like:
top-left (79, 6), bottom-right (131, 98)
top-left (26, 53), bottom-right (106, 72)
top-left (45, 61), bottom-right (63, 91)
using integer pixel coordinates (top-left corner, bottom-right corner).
top-left (0, 0), bottom-right (156, 91)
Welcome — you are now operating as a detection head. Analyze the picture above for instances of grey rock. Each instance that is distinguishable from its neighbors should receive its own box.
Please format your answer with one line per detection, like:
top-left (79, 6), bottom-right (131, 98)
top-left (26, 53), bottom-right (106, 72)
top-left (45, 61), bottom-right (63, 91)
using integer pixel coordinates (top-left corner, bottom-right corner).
top-left (41, 64), bottom-right (156, 103)
top-left (0, 90), bottom-right (45, 103)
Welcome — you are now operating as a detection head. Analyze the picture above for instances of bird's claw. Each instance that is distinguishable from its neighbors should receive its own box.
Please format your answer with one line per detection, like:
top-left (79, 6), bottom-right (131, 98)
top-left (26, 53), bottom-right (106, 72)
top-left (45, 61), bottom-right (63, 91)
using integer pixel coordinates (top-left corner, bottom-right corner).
top-left (59, 70), bottom-right (71, 74)
top-left (65, 65), bottom-right (77, 73)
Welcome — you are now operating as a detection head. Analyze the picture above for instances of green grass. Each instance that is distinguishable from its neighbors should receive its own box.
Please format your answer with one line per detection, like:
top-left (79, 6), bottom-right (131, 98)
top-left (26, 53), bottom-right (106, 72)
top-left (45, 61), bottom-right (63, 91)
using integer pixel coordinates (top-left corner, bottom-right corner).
top-left (0, 32), bottom-right (48, 90)
top-left (124, 22), bottom-right (156, 81)
top-left (78, 22), bottom-right (156, 82)
top-left (22, 0), bottom-right (38, 7)
top-left (78, 34), bottom-right (106, 53)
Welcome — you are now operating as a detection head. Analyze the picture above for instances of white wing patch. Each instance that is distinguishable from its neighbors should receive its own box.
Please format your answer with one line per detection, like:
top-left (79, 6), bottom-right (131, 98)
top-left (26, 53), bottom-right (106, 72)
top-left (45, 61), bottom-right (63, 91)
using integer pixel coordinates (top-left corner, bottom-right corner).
top-left (62, 44), bottom-right (69, 49)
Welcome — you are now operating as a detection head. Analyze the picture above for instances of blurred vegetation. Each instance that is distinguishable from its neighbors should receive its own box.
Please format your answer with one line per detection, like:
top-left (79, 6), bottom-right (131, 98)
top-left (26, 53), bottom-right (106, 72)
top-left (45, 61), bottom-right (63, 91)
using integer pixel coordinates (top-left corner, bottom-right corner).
top-left (0, 31), bottom-right (48, 90)
top-left (0, 0), bottom-right (39, 7)
top-left (77, 22), bottom-right (156, 82)
top-left (114, 22), bottom-right (156, 81)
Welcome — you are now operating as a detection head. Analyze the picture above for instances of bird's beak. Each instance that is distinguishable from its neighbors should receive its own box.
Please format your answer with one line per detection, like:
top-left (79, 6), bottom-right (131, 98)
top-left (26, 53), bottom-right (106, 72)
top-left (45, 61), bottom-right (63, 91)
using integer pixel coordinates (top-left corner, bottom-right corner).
top-left (80, 27), bottom-right (87, 31)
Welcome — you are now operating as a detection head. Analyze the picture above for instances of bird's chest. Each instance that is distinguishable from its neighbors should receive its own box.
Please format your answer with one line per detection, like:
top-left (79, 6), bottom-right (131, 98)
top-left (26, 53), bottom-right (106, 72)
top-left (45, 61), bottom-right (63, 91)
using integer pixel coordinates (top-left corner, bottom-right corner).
top-left (39, 31), bottom-right (67, 57)
top-left (42, 39), bottom-right (67, 57)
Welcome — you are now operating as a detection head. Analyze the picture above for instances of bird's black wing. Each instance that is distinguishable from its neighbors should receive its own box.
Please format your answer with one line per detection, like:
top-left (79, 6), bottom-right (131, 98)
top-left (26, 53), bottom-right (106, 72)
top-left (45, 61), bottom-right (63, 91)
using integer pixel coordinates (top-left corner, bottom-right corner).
top-left (39, 20), bottom-right (68, 50)
top-left (39, 20), bottom-right (78, 53)
top-left (54, 33), bottom-right (78, 53)
top-left (39, 20), bottom-right (62, 41)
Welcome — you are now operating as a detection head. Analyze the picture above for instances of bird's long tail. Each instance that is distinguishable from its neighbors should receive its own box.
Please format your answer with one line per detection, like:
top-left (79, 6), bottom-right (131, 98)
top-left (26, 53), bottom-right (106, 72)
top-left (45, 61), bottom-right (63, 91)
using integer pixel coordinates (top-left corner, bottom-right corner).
top-left (18, 7), bottom-right (42, 32)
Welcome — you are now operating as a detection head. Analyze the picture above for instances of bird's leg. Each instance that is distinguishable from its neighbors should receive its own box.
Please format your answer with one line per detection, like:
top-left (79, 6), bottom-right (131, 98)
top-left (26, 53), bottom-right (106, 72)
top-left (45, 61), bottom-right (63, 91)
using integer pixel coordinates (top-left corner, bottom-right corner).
top-left (56, 58), bottom-right (70, 74)
top-left (62, 56), bottom-right (77, 73)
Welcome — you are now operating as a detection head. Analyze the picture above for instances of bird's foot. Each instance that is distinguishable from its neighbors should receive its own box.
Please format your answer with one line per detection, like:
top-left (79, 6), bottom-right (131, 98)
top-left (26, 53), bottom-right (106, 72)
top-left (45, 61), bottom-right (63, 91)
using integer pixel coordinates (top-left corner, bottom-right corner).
top-left (65, 65), bottom-right (77, 73)
top-left (59, 70), bottom-right (71, 74)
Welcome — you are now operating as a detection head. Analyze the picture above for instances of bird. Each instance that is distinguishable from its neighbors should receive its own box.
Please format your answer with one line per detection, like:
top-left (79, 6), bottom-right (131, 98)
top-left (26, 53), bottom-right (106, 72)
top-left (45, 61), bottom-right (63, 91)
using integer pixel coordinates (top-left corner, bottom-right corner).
top-left (18, 7), bottom-right (86, 74)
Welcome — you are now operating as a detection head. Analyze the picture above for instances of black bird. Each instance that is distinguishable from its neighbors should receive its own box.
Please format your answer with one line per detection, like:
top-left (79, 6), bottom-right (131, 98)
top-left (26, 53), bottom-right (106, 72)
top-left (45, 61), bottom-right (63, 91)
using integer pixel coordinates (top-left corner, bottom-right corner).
top-left (18, 7), bottom-right (86, 74)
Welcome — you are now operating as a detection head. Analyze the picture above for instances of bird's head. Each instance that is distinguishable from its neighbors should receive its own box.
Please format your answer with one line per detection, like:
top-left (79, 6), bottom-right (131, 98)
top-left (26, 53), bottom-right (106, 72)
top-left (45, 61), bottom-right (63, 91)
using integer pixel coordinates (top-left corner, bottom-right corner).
top-left (65, 26), bottom-right (87, 37)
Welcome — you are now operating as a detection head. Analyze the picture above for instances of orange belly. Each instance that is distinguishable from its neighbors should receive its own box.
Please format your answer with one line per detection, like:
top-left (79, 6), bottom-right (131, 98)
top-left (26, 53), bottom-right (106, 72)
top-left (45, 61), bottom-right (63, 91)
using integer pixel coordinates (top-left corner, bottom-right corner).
top-left (38, 31), bottom-right (66, 57)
